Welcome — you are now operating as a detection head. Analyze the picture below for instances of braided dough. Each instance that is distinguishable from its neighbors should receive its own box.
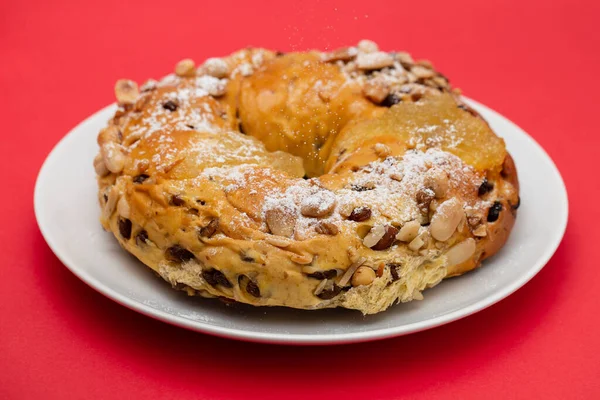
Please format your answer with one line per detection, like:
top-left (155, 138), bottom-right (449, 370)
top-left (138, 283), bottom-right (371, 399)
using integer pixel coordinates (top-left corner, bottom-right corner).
top-left (94, 41), bottom-right (519, 314)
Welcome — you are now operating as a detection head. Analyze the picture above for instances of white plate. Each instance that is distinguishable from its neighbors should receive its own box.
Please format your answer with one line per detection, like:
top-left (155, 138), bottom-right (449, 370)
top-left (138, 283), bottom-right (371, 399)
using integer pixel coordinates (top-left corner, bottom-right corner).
top-left (34, 98), bottom-right (568, 345)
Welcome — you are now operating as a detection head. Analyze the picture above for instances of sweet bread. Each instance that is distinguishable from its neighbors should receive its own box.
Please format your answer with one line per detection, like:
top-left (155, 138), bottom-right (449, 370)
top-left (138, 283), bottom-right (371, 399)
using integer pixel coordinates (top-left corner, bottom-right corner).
top-left (94, 40), bottom-right (519, 314)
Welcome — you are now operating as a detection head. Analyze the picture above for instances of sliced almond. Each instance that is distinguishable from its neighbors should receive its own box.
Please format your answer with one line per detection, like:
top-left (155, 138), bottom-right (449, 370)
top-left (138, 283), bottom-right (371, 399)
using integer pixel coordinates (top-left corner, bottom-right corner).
top-left (265, 207), bottom-right (296, 238)
top-left (265, 235), bottom-right (292, 248)
top-left (117, 196), bottom-right (130, 218)
top-left (100, 142), bottom-right (126, 174)
top-left (322, 47), bottom-right (358, 63)
top-left (103, 186), bottom-right (120, 220)
top-left (396, 220), bottom-right (420, 242)
top-left (357, 39), bottom-right (379, 53)
top-left (356, 52), bottom-right (394, 70)
top-left (410, 65), bottom-right (435, 79)
top-left (290, 252), bottom-right (313, 265)
top-left (430, 198), bottom-right (464, 242)
top-left (408, 232), bottom-right (427, 251)
top-left (446, 238), bottom-right (476, 266)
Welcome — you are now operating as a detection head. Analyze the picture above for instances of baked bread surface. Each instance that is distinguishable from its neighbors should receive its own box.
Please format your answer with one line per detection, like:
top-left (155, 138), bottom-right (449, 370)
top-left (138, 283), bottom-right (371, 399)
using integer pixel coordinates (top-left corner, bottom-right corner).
top-left (94, 41), bottom-right (519, 314)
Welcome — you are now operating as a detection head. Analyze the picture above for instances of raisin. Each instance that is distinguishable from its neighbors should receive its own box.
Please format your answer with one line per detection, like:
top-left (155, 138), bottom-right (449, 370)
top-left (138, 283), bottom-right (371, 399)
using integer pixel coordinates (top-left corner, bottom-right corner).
top-left (307, 269), bottom-right (338, 280)
top-left (381, 93), bottom-right (401, 107)
top-left (169, 195), bottom-right (185, 206)
top-left (388, 263), bottom-right (401, 281)
top-left (317, 284), bottom-right (342, 300)
top-left (202, 269), bottom-right (232, 288)
top-left (165, 245), bottom-right (195, 263)
top-left (133, 174), bottom-right (150, 184)
top-left (487, 201), bottom-right (503, 222)
top-left (348, 206), bottom-right (372, 222)
top-left (136, 230), bottom-right (148, 246)
top-left (241, 254), bottom-right (255, 262)
top-left (118, 218), bottom-right (132, 239)
top-left (478, 179), bottom-right (494, 196)
top-left (245, 280), bottom-right (261, 297)
top-left (163, 100), bottom-right (178, 111)
top-left (199, 219), bottom-right (219, 238)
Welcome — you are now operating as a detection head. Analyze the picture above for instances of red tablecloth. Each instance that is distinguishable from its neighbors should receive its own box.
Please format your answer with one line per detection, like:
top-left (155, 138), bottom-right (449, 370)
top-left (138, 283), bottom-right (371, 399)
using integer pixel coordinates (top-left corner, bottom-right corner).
top-left (2, 0), bottom-right (599, 398)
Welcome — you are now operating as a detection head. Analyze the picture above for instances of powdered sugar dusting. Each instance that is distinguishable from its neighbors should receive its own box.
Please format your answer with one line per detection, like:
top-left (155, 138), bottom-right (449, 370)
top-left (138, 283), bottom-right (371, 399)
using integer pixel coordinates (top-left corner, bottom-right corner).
top-left (260, 149), bottom-right (482, 240)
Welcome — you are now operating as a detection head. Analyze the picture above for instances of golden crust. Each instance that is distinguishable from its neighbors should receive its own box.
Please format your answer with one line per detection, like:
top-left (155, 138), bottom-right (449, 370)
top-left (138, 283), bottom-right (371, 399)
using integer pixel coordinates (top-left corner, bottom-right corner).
top-left (95, 42), bottom-right (519, 314)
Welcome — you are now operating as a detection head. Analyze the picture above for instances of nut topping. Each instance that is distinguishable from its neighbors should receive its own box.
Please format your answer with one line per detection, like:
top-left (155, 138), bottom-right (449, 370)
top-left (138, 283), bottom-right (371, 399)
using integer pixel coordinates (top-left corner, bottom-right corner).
top-left (356, 52), bottom-right (394, 70)
top-left (430, 198), bottom-right (464, 242)
top-left (410, 65), bottom-right (435, 79)
top-left (408, 234), bottom-right (425, 251)
top-left (357, 39), bottom-right (379, 53)
top-left (416, 188), bottom-right (435, 215)
top-left (373, 143), bottom-right (392, 158)
top-left (351, 266), bottom-right (376, 286)
top-left (472, 225), bottom-right (487, 237)
top-left (338, 257), bottom-right (366, 287)
top-left (300, 191), bottom-right (336, 218)
top-left (93, 153), bottom-right (109, 177)
top-left (199, 58), bottom-right (229, 78)
top-left (290, 252), bottom-right (313, 265)
top-left (117, 196), bottom-right (130, 218)
top-left (100, 142), bottom-right (126, 174)
top-left (363, 79), bottom-right (390, 104)
top-left (424, 168), bottom-right (449, 199)
top-left (364, 225), bottom-right (398, 250)
top-left (315, 221), bottom-right (339, 235)
top-left (396, 220), bottom-right (421, 242)
top-left (175, 58), bottom-right (196, 77)
top-left (265, 207), bottom-right (296, 238)
top-left (446, 238), bottom-right (476, 267)
top-left (114, 79), bottom-right (139, 106)
top-left (322, 47), bottom-right (358, 63)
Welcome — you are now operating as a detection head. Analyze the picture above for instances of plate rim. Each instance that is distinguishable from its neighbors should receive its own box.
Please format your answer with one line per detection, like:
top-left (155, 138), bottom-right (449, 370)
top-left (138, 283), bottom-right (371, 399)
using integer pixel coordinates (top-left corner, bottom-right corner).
top-left (34, 98), bottom-right (569, 345)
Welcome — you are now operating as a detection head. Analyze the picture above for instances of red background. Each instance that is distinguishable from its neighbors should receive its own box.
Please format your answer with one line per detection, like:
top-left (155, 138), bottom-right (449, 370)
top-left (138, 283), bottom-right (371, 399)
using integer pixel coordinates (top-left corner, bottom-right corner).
top-left (1, 0), bottom-right (599, 398)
